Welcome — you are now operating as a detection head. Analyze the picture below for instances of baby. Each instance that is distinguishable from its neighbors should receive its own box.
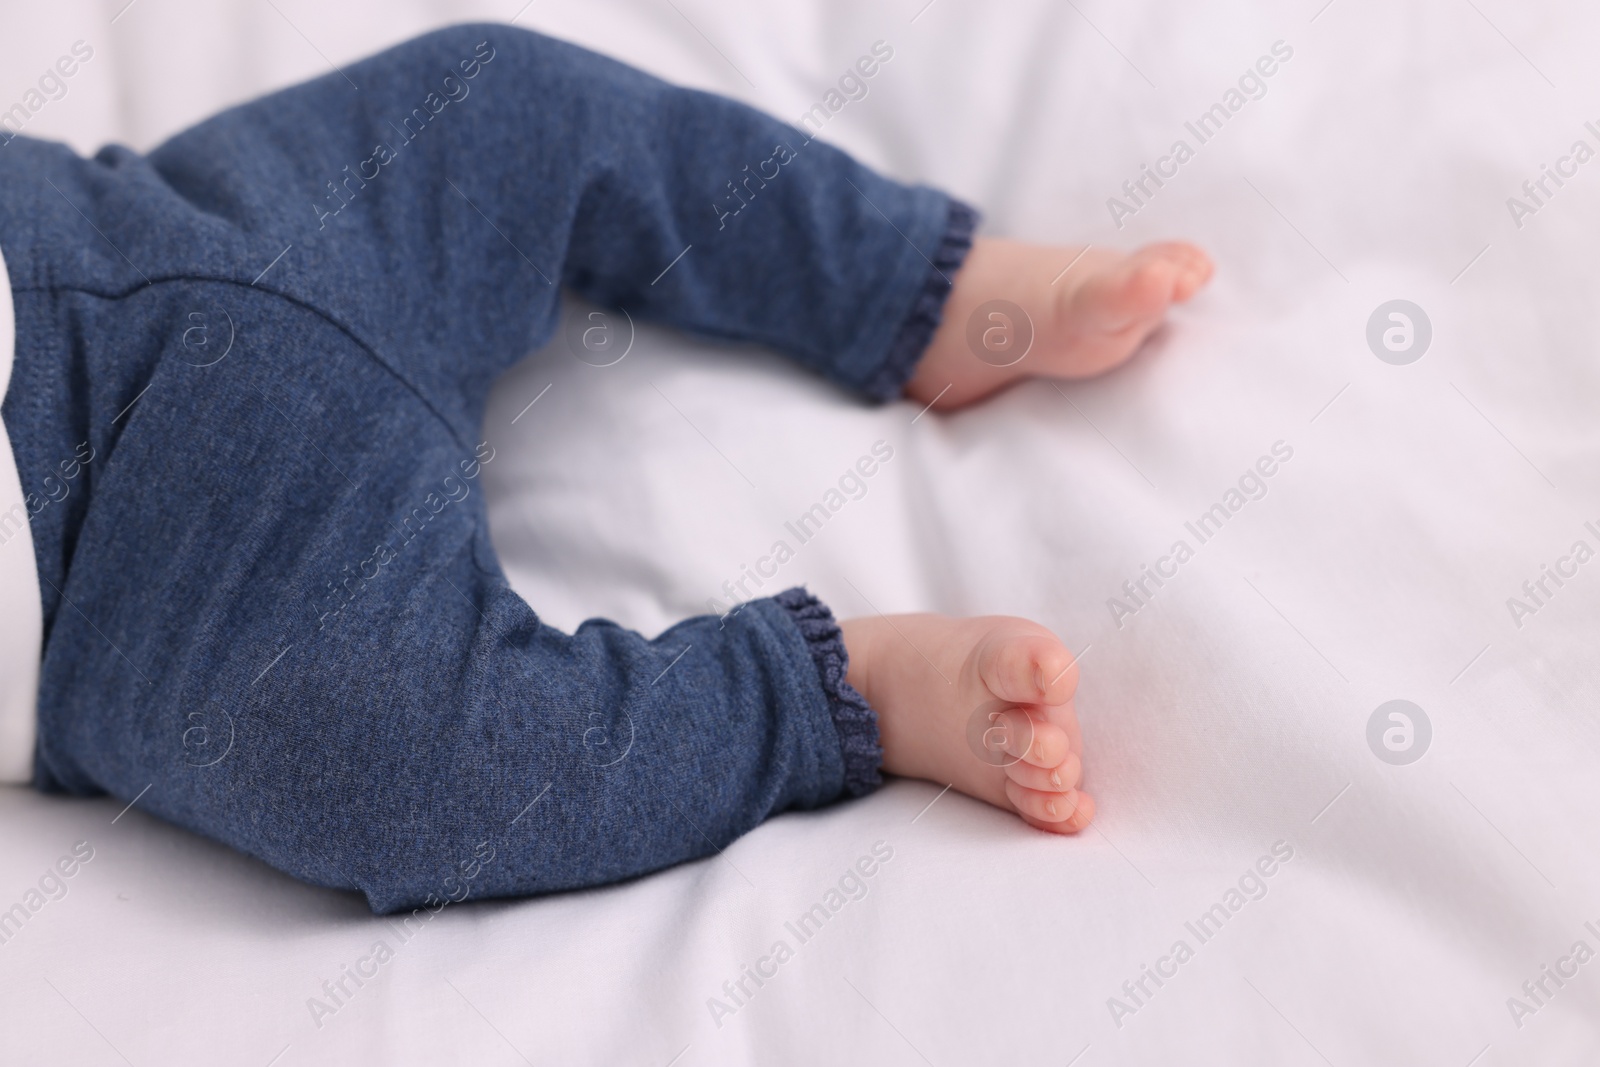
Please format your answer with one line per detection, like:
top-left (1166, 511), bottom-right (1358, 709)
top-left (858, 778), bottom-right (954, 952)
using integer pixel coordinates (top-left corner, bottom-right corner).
top-left (0, 25), bottom-right (1210, 912)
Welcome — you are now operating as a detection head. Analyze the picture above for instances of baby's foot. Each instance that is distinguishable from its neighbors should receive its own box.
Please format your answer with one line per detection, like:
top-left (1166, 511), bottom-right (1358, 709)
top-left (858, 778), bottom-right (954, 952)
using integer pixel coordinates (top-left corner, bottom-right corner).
top-left (840, 613), bottom-right (1093, 834)
top-left (908, 237), bottom-right (1214, 409)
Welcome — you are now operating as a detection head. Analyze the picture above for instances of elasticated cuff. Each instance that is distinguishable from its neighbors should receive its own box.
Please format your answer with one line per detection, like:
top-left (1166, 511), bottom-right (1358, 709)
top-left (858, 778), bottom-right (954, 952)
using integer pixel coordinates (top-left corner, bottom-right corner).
top-left (773, 586), bottom-right (882, 797)
top-left (859, 197), bottom-right (981, 403)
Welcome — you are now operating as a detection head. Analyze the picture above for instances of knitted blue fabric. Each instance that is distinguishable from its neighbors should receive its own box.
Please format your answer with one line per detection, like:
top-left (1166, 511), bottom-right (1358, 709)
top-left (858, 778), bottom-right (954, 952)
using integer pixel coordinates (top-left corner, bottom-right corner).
top-left (0, 24), bottom-right (973, 912)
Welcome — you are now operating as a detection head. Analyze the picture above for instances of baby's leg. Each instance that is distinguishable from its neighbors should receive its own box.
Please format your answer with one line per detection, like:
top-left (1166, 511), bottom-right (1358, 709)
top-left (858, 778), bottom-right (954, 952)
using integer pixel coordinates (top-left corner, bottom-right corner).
top-left (142, 24), bottom-right (968, 406)
top-left (29, 283), bottom-right (867, 915)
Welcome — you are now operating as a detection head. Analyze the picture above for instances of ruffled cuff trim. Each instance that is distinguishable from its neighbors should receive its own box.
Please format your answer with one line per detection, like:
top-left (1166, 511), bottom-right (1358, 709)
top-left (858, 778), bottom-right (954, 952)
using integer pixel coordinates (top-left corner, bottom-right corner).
top-left (773, 587), bottom-right (882, 797)
top-left (860, 197), bottom-right (981, 403)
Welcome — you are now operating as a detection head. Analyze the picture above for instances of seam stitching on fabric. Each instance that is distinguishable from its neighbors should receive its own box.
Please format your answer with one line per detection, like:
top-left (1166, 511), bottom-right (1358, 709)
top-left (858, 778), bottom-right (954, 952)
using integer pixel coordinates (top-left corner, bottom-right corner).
top-left (12, 276), bottom-right (473, 452)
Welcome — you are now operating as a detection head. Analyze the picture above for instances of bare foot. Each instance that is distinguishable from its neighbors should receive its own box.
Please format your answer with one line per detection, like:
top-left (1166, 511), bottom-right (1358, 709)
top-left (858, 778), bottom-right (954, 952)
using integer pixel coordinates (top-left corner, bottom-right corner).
top-left (907, 237), bottom-right (1214, 409)
top-left (840, 613), bottom-right (1094, 834)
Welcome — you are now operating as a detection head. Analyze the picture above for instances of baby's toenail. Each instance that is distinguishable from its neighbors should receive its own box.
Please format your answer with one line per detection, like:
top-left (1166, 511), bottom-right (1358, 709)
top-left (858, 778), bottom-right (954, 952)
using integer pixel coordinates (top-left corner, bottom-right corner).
top-left (1050, 770), bottom-right (1062, 787)
top-left (1045, 799), bottom-right (1058, 817)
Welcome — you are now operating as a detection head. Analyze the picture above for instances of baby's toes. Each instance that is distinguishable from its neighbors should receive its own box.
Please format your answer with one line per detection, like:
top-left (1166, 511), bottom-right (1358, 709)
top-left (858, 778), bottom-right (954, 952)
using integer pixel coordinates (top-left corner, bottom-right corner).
top-left (979, 709), bottom-right (1069, 767)
top-left (1004, 780), bottom-right (1090, 829)
top-left (1147, 240), bottom-right (1211, 271)
top-left (1011, 717), bottom-right (1069, 768)
top-left (1038, 696), bottom-right (1082, 749)
top-left (1006, 748), bottom-right (1081, 793)
top-left (1132, 242), bottom-right (1212, 304)
top-left (976, 628), bottom-right (1079, 706)
top-left (1170, 251), bottom-right (1214, 301)
top-left (1020, 790), bottom-right (1096, 835)
top-left (1088, 255), bottom-right (1178, 332)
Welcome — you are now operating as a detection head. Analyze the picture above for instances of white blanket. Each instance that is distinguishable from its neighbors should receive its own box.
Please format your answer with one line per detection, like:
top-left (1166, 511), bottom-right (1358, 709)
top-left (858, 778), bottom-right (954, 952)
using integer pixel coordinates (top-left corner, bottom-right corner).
top-left (5, 0), bottom-right (1600, 1062)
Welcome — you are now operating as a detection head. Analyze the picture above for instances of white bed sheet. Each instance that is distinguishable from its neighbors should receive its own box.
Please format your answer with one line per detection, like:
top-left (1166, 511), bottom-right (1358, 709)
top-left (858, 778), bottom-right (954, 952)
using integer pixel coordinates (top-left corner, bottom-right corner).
top-left (4, 0), bottom-right (1600, 1063)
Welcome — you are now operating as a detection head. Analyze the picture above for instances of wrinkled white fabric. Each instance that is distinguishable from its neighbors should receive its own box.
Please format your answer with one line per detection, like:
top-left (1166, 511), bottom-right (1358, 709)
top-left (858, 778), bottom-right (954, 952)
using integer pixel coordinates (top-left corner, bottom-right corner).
top-left (3, 0), bottom-right (1599, 1063)
top-left (0, 244), bottom-right (42, 784)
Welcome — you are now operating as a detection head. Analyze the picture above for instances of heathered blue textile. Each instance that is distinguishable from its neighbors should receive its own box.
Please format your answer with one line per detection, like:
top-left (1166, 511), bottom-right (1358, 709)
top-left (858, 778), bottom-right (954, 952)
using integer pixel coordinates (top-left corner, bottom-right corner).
top-left (0, 25), bottom-right (972, 913)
